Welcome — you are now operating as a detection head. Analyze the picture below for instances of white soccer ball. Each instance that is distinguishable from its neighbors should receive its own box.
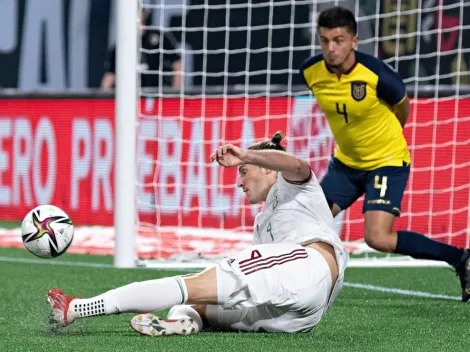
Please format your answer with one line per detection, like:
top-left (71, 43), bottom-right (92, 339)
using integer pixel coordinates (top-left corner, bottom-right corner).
top-left (21, 205), bottom-right (74, 259)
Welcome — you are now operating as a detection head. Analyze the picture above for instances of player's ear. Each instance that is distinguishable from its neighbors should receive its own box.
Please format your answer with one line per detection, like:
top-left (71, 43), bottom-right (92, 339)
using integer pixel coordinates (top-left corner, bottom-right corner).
top-left (352, 35), bottom-right (359, 49)
top-left (264, 168), bottom-right (274, 176)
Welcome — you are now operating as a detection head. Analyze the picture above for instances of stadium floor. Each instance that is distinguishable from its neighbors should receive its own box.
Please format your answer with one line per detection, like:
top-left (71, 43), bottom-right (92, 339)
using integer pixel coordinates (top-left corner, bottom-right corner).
top-left (0, 246), bottom-right (465, 352)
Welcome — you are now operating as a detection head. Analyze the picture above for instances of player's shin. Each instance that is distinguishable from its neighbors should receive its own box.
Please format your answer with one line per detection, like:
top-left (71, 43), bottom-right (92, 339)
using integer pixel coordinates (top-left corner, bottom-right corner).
top-left (70, 277), bottom-right (188, 318)
top-left (395, 230), bottom-right (465, 266)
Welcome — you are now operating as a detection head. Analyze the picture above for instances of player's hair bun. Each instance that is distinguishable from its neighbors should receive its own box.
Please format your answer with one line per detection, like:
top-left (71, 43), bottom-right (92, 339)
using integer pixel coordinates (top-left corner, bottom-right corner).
top-left (271, 131), bottom-right (285, 145)
top-left (248, 130), bottom-right (286, 152)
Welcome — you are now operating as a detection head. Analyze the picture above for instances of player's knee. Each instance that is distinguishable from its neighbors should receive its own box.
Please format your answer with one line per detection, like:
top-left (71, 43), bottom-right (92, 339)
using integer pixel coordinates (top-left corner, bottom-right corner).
top-left (183, 267), bottom-right (218, 305)
top-left (331, 203), bottom-right (341, 217)
top-left (169, 304), bottom-right (206, 320)
top-left (191, 304), bottom-right (211, 328)
top-left (168, 305), bottom-right (206, 331)
top-left (190, 304), bottom-right (207, 319)
top-left (364, 226), bottom-right (395, 253)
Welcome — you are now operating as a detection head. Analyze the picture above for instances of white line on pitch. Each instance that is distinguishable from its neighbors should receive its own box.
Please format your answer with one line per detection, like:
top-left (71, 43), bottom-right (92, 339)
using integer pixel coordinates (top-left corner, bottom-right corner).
top-left (0, 256), bottom-right (115, 268)
top-left (343, 282), bottom-right (460, 301)
top-left (0, 255), bottom-right (461, 301)
top-left (0, 255), bottom-right (195, 271)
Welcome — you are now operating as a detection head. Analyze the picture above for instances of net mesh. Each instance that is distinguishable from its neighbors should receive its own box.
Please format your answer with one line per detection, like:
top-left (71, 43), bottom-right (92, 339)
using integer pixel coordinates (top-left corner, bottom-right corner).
top-left (134, 0), bottom-right (470, 265)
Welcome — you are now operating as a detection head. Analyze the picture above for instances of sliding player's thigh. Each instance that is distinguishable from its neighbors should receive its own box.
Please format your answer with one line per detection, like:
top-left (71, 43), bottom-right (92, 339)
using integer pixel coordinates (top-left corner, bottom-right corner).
top-left (212, 243), bottom-right (332, 332)
top-left (321, 157), bottom-right (365, 211)
top-left (204, 304), bottom-right (304, 332)
top-left (364, 164), bottom-right (410, 216)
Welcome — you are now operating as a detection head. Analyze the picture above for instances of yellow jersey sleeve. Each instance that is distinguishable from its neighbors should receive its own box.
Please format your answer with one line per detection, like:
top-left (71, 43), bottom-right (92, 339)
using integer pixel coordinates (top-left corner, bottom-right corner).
top-left (299, 51), bottom-right (411, 170)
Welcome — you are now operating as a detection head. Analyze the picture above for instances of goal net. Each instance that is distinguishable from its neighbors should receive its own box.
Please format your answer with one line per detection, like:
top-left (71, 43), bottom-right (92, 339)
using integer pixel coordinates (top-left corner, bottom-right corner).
top-left (125, 0), bottom-right (470, 268)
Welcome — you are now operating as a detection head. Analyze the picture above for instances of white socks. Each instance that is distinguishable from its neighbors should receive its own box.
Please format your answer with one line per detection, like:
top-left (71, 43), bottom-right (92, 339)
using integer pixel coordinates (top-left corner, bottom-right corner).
top-left (70, 277), bottom-right (188, 318)
top-left (167, 305), bottom-right (204, 333)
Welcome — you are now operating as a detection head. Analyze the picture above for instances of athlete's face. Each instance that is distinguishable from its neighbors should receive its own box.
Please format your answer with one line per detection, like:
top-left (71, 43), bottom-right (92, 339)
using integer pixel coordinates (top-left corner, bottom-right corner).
top-left (237, 164), bottom-right (276, 204)
top-left (318, 26), bottom-right (358, 68)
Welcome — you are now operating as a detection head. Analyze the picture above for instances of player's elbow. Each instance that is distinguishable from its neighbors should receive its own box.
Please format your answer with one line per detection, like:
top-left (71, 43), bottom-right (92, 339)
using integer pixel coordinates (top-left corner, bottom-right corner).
top-left (172, 60), bottom-right (182, 73)
top-left (393, 97), bottom-right (410, 127)
top-left (395, 112), bottom-right (408, 128)
top-left (293, 159), bottom-right (311, 181)
top-left (399, 103), bottom-right (410, 123)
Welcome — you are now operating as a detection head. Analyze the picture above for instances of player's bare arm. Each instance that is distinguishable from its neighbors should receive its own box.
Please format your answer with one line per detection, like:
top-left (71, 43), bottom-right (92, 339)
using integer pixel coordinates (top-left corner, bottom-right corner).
top-left (101, 72), bottom-right (115, 89)
top-left (211, 145), bottom-right (311, 182)
top-left (393, 95), bottom-right (410, 127)
top-left (172, 60), bottom-right (183, 89)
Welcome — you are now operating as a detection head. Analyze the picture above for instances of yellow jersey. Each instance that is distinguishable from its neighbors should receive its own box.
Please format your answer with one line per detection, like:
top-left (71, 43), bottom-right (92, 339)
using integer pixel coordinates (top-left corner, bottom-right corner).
top-left (300, 51), bottom-right (411, 171)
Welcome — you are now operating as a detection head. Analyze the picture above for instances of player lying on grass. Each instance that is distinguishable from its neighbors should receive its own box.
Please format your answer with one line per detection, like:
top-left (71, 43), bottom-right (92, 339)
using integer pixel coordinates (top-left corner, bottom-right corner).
top-left (299, 6), bottom-right (470, 301)
top-left (47, 131), bottom-right (348, 335)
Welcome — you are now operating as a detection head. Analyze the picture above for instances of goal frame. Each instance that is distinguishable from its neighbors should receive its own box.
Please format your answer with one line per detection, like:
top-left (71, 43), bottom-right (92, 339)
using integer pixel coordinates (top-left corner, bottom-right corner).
top-left (113, 0), bottom-right (470, 269)
top-left (114, 0), bottom-right (138, 268)
top-left (113, 83), bottom-right (470, 269)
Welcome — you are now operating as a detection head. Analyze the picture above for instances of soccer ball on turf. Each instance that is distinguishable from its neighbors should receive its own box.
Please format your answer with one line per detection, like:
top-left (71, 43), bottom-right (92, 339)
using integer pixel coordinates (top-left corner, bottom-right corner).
top-left (21, 205), bottom-right (74, 259)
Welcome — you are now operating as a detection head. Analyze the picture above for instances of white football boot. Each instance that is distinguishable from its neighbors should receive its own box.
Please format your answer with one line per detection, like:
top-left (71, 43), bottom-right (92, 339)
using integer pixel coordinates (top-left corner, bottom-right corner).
top-left (130, 313), bottom-right (199, 336)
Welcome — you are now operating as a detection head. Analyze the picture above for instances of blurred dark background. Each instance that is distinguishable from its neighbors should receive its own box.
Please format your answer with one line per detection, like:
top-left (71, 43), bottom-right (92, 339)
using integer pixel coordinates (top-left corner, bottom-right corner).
top-left (0, 0), bottom-right (468, 91)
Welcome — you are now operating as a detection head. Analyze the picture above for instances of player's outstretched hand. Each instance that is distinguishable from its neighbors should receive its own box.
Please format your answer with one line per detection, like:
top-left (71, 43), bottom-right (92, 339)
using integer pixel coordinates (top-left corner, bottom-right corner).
top-left (210, 144), bottom-right (246, 167)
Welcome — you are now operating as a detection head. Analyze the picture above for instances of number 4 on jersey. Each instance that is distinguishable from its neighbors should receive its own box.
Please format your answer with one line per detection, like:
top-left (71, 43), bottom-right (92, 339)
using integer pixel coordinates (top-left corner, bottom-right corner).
top-left (267, 223), bottom-right (274, 241)
top-left (336, 103), bottom-right (348, 123)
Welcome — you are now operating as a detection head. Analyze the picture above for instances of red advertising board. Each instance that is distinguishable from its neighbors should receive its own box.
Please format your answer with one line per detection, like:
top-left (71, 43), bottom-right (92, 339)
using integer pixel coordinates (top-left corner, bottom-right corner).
top-left (0, 98), bottom-right (289, 229)
top-left (0, 99), bottom-right (116, 225)
top-left (0, 97), bottom-right (468, 248)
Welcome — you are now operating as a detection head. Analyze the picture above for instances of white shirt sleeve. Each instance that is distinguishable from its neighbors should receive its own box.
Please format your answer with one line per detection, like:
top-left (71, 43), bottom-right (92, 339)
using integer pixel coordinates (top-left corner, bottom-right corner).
top-left (252, 216), bottom-right (261, 245)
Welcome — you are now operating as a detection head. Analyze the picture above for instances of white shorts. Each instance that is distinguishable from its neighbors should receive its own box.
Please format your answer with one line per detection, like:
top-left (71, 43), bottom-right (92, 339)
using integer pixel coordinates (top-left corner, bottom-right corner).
top-left (206, 243), bottom-right (338, 333)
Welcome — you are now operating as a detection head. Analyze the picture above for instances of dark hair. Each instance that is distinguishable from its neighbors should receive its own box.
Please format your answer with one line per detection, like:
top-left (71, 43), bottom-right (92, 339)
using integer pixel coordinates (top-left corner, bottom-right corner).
top-left (317, 7), bottom-right (357, 36)
top-left (248, 131), bottom-right (286, 152)
top-left (140, 8), bottom-right (151, 25)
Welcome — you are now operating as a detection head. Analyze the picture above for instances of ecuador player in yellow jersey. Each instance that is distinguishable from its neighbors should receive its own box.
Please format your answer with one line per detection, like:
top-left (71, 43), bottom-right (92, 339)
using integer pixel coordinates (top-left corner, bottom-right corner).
top-left (300, 6), bottom-right (470, 301)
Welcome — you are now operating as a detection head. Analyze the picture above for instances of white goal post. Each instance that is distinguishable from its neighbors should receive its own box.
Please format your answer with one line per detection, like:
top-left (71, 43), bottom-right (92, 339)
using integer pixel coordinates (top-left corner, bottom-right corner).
top-left (114, 0), bottom-right (138, 268)
top-left (114, 0), bottom-right (470, 268)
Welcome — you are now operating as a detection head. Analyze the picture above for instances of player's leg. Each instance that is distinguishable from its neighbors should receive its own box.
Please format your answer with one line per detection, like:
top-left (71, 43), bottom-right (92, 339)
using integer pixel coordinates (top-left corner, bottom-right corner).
top-left (167, 304), bottom-right (208, 329)
top-left (47, 273), bottom-right (196, 327)
top-left (320, 157), bottom-right (365, 217)
top-left (126, 268), bottom-right (220, 336)
top-left (130, 305), bottom-right (206, 336)
top-left (48, 243), bottom-right (335, 330)
top-left (363, 165), bottom-right (470, 301)
top-left (128, 258), bottom-right (269, 334)
top-left (159, 303), bottom-right (315, 333)
top-left (159, 304), bottom-right (243, 332)
top-left (363, 164), bottom-right (464, 258)
top-left (48, 262), bottom-right (227, 328)
top-left (200, 244), bottom-right (334, 333)
top-left (132, 243), bottom-right (336, 334)
top-left (149, 303), bottom-right (278, 333)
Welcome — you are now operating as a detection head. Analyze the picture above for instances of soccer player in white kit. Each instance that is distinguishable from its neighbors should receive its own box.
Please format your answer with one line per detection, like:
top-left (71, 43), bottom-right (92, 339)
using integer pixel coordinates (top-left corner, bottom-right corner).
top-left (47, 131), bottom-right (348, 335)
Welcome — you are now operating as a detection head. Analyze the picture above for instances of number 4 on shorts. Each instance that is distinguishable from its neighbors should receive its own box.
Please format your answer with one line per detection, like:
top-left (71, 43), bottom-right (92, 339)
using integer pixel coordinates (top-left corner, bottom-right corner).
top-left (374, 175), bottom-right (388, 198)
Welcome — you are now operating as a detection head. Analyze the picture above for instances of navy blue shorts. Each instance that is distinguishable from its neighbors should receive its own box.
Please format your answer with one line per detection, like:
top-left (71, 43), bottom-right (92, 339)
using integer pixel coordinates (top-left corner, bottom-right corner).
top-left (320, 157), bottom-right (410, 216)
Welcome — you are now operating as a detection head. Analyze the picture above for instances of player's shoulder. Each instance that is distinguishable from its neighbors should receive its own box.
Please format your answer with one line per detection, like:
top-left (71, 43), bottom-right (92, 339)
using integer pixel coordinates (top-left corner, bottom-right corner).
top-left (278, 170), bottom-right (319, 190)
top-left (355, 51), bottom-right (400, 78)
top-left (299, 53), bottom-right (325, 88)
top-left (299, 53), bottom-right (324, 72)
top-left (354, 51), bottom-right (386, 76)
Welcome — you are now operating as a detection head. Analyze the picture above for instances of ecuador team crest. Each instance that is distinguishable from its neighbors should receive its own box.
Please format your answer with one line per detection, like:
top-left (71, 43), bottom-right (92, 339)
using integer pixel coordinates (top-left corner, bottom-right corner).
top-left (351, 81), bottom-right (367, 101)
